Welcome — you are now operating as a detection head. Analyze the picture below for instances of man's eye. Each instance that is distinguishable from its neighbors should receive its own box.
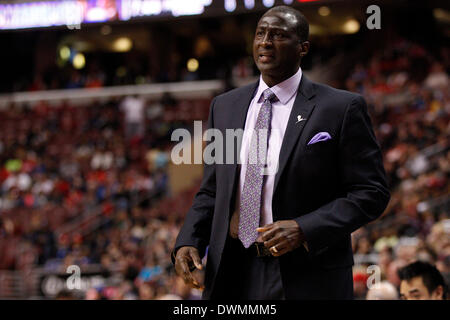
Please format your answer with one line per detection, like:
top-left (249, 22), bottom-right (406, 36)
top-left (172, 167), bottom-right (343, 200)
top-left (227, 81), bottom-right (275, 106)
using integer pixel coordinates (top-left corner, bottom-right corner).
top-left (274, 32), bottom-right (285, 39)
top-left (256, 31), bottom-right (264, 36)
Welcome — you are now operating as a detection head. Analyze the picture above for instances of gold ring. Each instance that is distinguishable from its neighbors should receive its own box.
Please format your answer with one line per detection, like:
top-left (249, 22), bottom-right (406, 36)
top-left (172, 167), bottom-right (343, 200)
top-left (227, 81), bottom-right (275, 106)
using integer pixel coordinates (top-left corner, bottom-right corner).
top-left (271, 246), bottom-right (278, 253)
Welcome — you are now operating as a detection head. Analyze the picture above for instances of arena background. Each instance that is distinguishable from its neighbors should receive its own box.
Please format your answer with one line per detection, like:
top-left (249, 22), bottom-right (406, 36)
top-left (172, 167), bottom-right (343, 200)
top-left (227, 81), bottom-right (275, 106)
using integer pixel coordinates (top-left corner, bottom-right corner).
top-left (0, 0), bottom-right (448, 300)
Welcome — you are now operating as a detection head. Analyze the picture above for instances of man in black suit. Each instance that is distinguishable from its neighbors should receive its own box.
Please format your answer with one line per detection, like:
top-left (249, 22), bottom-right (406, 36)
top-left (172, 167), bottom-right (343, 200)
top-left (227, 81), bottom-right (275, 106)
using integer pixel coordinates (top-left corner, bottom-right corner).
top-left (172, 6), bottom-right (390, 299)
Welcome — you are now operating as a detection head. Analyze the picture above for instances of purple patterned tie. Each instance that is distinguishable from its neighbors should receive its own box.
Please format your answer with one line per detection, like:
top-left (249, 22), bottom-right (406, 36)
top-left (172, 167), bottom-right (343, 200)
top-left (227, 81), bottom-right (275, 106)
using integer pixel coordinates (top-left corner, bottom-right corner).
top-left (238, 88), bottom-right (277, 248)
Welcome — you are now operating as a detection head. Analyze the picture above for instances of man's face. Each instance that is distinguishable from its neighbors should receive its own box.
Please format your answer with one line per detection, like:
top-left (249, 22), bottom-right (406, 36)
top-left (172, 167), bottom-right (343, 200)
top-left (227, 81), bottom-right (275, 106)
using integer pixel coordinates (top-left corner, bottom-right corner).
top-left (400, 276), bottom-right (443, 300)
top-left (253, 11), bottom-right (303, 80)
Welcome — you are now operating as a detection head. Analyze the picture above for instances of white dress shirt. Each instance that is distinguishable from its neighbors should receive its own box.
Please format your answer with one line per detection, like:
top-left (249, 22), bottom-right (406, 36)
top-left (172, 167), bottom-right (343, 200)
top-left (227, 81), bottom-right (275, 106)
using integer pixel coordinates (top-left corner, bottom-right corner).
top-left (237, 67), bottom-right (303, 227)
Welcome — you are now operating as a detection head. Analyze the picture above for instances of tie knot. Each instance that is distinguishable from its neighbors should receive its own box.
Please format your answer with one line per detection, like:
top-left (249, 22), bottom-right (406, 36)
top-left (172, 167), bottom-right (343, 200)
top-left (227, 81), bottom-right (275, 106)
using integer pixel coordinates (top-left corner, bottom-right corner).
top-left (262, 89), bottom-right (277, 103)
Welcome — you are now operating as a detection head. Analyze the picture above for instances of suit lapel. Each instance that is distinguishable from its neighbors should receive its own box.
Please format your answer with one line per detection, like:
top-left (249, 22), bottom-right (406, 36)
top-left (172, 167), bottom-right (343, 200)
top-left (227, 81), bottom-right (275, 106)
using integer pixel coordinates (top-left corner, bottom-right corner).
top-left (229, 81), bottom-right (259, 132)
top-left (273, 75), bottom-right (316, 194)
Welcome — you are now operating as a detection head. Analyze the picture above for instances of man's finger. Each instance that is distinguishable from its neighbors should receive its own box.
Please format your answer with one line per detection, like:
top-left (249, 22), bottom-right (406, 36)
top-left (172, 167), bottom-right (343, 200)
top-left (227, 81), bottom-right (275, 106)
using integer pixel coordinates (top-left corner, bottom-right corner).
top-left (177, 258), bottom-right (204, 289)
top-left (184, 271), bottom-right (203, 289)
top-left (265, 231), bottom-right (292, 250)
top-left (256, 223), bottom-right (273, 233)
top-left (271, 246), bottom-right (289, 257)
top-left (264, 236), bottom-right (279, 248)
top-left (181, 266), bottom-right (199, 288)
top-left (270, 240), bottom-right (289, 257)
top-left (260, 226), bottom-right (280, 242)
top-left (189, 249), bottom-right (203, 270)
top-left (179, 258), bottom-right (192, 277)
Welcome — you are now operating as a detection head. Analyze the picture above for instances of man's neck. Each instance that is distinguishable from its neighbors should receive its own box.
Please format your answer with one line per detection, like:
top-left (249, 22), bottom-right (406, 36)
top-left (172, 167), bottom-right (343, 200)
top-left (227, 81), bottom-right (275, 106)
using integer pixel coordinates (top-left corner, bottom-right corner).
top-left (261, 67), bottom-right (300, 88)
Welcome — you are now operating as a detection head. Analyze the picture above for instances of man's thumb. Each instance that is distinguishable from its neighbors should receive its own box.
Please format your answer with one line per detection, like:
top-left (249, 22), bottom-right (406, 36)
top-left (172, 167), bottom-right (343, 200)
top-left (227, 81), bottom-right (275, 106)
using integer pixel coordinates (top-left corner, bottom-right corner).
top-left (190, 249), bottom-right (203, 270)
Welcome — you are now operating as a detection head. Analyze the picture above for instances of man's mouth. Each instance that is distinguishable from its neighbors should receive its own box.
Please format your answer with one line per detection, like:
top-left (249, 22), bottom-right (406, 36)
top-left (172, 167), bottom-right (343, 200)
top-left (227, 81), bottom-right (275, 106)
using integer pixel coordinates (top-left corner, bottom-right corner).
top-left (259, 53), bottom-right (274, 63)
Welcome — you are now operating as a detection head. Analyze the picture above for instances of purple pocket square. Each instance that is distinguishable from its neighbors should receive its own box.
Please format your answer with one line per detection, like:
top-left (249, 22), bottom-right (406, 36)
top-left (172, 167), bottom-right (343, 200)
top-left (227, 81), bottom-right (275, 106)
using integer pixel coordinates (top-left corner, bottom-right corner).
top-left (307, 132), bottom-right (332, 145)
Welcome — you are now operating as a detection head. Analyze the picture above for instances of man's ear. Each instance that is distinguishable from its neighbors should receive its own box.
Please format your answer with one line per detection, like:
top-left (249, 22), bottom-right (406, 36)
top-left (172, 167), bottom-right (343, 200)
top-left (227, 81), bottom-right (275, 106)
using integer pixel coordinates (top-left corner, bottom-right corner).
top-left (299, 41), bottom-right (310, 57)
top-left (432, 285), bottom-right (444, 300)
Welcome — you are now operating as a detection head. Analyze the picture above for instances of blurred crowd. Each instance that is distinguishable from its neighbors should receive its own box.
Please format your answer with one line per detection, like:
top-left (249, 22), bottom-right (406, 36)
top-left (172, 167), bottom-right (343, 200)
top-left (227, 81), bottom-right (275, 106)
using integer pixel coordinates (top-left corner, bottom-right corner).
top-left (344, 38), bottom-right (449, 299)
top-left (0, 93), bottom-right (209, 299)
top-left (0, 36), bottom-right (449, 299)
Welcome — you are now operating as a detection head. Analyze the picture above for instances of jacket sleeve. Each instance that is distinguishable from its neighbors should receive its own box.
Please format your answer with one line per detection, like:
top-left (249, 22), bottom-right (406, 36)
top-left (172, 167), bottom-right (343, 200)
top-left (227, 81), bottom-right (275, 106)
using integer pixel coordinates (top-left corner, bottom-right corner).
top-left (295, 95), bottom-right (390, 255)
top-left (172, 97), bottom-right (217, 263)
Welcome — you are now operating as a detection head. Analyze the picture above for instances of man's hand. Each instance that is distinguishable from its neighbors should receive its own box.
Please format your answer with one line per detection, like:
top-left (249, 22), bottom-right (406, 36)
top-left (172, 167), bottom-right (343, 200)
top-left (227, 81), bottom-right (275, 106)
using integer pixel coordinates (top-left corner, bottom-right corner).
top-left (257, 220), bottom-right (305, 257)
top-left (174, 246), bottom-right (204, 289)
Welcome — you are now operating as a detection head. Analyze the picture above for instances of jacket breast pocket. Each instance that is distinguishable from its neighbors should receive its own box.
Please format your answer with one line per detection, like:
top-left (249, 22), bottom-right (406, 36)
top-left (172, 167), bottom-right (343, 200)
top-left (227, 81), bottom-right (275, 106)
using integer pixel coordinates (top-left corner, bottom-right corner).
top-left (304, 138), bottom-right (335, 157)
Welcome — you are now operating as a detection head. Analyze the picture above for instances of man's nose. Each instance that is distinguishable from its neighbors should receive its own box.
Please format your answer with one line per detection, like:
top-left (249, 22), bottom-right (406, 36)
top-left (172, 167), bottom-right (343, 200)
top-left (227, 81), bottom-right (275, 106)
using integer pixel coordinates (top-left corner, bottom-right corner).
top-left (260, 33), bottom-right (273, 46)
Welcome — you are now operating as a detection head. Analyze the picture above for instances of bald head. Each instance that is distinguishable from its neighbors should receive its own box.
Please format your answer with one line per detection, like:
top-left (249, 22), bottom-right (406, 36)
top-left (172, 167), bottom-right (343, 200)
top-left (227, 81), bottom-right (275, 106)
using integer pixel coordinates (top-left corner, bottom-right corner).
top-left (263, 6), bottom-right (309, 43)
top-left (366, 281), bottom-right (399, 300)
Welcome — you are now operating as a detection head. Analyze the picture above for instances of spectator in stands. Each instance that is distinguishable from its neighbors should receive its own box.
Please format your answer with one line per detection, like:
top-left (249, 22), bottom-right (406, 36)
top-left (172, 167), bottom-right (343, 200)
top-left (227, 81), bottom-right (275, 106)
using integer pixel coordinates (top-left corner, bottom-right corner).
top-left (424, 62), bottom-right (449, 90)
top-left (120, 95), bottom-right (146, 140)
top-left (366, 281), bottom-right (399, 300)
top-left (398, 261), bottom-right (448, 300)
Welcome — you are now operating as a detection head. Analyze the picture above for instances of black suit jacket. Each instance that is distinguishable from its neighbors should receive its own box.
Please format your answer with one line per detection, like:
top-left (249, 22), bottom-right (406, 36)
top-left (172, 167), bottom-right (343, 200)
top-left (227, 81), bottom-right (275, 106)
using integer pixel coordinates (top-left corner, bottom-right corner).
top-left (173, 75), bottom-right (390, 299)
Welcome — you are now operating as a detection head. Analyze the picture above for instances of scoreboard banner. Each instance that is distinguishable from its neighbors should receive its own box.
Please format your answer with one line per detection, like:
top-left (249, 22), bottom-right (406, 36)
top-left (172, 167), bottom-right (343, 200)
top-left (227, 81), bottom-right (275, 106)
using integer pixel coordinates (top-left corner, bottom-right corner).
top-left (0, 0), bottom-right (326, 30)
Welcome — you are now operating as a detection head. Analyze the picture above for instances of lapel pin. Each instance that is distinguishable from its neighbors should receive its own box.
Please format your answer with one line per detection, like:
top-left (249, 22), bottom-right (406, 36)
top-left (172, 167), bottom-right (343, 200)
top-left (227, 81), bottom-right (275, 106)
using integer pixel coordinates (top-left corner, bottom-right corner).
top-left (296, 115), bottom-right (307, 123)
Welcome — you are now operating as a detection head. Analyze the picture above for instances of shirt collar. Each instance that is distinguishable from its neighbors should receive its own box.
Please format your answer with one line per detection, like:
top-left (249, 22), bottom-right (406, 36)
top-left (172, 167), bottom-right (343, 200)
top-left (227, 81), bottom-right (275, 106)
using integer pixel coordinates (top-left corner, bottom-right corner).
top-left (256, 67), bottom-right (303, 105)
